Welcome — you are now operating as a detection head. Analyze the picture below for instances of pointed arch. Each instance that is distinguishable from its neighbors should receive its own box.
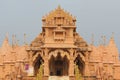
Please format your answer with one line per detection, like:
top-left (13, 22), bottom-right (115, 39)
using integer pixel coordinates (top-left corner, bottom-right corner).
top-left (49, 51), bottom-right (69, 76)
top-left (48, 49), bottom-right (70, 60)
top-left (74, 52), bottom-right (85, 62)
top-left (32, 51), bottom-right (43, 62)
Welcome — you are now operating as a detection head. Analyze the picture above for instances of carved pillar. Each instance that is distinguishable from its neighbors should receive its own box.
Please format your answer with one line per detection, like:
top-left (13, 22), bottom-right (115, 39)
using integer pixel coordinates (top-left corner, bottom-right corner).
top-left (69, 49), bottom-right (74, 77)
top-left (84, 51), bottom-right (90, 80)
top-left (44, 57), bottom-right (49, 76)
top-left (43, 48), bottom-right (49, 76)
top-left (69, 57), bottom-right (74, 76)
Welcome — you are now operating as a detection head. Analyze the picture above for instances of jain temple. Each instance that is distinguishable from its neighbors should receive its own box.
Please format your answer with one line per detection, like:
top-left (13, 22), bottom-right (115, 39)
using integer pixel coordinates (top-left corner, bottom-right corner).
top-left (0, 6), bottom-right (120, 80)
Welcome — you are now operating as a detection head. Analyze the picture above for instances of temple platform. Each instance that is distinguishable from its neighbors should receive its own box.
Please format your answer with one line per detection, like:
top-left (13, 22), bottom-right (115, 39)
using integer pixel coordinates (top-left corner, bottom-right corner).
top-left (48, 76), bottom-right (69, 80)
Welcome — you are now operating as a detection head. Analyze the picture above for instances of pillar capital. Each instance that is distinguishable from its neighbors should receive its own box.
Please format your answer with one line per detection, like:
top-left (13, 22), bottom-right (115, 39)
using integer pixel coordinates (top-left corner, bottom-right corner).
top-left (69, 48), bottom-right (74, 56)
top-left (44, 48), bottom-right (49, 56)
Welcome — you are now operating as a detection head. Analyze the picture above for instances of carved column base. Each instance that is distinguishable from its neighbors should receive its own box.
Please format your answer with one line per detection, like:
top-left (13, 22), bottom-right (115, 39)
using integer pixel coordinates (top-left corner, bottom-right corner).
top-left (43, 76), bottom-right (49, 80)
top-left (69, 76), bottom-right (75, 80)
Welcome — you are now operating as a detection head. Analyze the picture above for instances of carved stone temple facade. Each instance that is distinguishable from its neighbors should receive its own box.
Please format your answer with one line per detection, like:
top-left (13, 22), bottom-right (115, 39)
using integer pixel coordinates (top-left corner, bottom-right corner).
top-left (0, 6), bottom-right (120, 80)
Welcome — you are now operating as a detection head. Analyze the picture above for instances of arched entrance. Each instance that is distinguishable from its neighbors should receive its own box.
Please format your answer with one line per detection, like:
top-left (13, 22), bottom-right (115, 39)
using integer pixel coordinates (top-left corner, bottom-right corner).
top-left (33, 54), bottom-right (44, 75)
top-left (74, 55), bottom-right (85, 75)
top-left (49, 53), bottom-right (69, 76)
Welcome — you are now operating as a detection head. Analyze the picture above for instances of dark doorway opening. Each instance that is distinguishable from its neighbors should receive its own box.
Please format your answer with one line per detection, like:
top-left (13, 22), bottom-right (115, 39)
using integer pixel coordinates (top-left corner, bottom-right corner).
top-left (74, 55), bottom-right (85, 75)
top-left (33, 54), bottom-right (44, 75)
top-left (56, 69), bottom-right (61, 76)
top-left (49, 53), bottom-right (69, 76)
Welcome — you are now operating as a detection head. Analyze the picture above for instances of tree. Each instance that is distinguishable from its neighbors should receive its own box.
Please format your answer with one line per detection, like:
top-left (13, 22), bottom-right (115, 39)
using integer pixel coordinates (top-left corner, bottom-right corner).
top-left (36, 63), bottom-right (43, 80)
top-left (75, 64), bottom-right (83, 80)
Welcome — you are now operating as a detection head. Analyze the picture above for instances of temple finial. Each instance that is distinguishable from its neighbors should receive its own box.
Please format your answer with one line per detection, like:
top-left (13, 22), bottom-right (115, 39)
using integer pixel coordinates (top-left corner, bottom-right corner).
top-left (2, 33), bottom-right (10, 48)
top-left (58, 5), bottom-right (61, 9)
top-left (91, 33), bottom-right (94, 45)
top-left (24, 33), bottom-right (28, 45)
top-left (111, 32), bottom-right (114, 39)
top-left (12, 34), bottom-right (19, 47)
top-left (108, 32), bottom-right (116, 47)
top-left (5, 32), bottom-right (9, 41)
top-left (103, 35), bottom-right (106, 46)
top-left (14, 35), bottom-right (18, 46)
top-left (12, 34), bottom-right (15, 47)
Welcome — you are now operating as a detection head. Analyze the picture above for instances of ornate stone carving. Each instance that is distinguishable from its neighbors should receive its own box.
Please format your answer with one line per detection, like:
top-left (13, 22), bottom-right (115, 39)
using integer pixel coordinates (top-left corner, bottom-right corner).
top-left (31, 33), bottom-right (44, 47)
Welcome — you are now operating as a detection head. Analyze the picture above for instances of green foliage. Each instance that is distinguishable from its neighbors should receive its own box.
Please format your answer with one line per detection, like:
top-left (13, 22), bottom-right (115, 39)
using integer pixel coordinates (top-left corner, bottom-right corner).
top-left (75, 64), bottom-right (83, 80)
top-left (36, 63), bottom-right (43, 80)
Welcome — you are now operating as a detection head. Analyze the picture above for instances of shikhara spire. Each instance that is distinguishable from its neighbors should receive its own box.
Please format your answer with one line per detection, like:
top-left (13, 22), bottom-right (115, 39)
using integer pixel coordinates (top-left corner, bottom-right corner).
top-left (2, 33), bottom-right (10, 48)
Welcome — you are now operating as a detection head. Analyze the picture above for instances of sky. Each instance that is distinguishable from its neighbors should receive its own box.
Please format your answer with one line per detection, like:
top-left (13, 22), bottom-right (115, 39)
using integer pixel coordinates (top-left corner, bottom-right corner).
top-left (0, 0), bottom-right (120, 51)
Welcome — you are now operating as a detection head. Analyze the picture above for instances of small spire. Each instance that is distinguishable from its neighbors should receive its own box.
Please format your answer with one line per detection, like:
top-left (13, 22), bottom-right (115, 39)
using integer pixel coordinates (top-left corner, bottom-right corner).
top-left (12, 34), bottom-right (19, 47)
top-left (12, 34), bottom-right (15, 47)
top-left (101, 35), bottom-right (106, 46)
top-left (108, 32), bottom-right (117, 49)
top-left (101, 35), bottom-right (104, 46)
top-left (91, 33), bottom-right (94, 45)
top-left (111, 32), bottom-right (114, 40)
top-left (57, 5), bottom-right (61, 10)
top-left (2, 33), bottom-right (10, 48)
top-left (5, 32), bottom-right (9, 41)
top-left (14, 35), bottom-right (17, 46)
top-left (24, 33), bottom-right (28, 45)
top-left (108, 32), bottom-right (115, 45)
top-left (109, 32), bottom-right (115, 45)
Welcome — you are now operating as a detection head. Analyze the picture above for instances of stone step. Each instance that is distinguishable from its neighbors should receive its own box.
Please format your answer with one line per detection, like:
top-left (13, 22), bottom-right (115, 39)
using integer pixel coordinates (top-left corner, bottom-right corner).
top-left (48, 76), bottom-right (69, 80)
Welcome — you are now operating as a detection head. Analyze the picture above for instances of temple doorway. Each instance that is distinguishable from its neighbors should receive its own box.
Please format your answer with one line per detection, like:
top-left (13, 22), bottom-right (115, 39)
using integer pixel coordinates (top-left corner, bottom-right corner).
top-left (49, 53), bottom-right (69, 76)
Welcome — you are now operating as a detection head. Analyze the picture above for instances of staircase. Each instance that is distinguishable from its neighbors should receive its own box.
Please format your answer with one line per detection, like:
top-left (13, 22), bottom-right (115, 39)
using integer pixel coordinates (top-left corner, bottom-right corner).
top-left (48, 76), bottom-right (69, 80)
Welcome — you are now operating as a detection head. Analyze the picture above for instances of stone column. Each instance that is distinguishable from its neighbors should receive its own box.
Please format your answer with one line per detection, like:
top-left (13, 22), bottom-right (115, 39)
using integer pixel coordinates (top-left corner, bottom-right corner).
top-left (69, 57), bottom-right (74, 76)
top-left (43, 48), bottom-right (49, 80)
top-left (84, 51), bottom-right (90, 80)
top-left (43, 57), bottom-right (49, 76)
top-left (69, 49), bottom-right (75, 80)
top-left (43, 48), bottom-right (49, 76)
